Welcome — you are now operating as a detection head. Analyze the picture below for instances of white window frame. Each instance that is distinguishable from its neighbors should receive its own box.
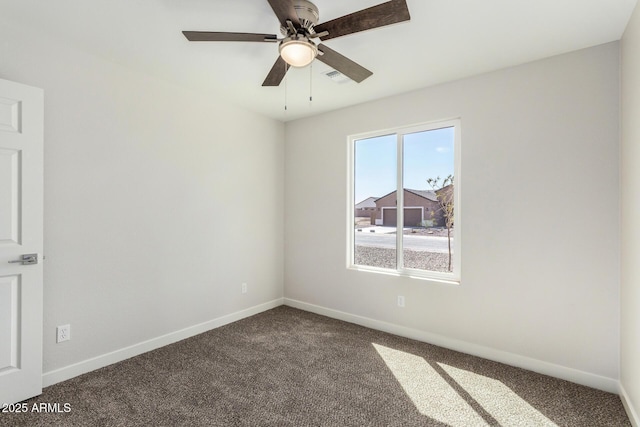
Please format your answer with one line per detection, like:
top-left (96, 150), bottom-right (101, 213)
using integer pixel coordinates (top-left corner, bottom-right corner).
top-left (347, 118), bottom-right (462, 284)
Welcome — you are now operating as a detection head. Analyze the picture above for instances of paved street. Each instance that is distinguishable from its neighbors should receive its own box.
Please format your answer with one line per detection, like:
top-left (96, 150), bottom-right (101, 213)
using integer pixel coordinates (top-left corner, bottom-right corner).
top-left (354, 231), bottom-right (452, 253)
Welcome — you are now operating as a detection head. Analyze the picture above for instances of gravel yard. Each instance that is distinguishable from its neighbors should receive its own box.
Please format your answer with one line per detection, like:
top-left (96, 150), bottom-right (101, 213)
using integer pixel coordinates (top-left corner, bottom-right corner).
top-left (355, 245), bottom-right (451, 272)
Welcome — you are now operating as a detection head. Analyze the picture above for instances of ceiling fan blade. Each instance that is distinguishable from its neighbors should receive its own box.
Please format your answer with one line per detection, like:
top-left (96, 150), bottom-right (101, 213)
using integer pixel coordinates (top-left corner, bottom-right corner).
top-left (183, 31), bottom-right (278, 42)
top-left (316, 44), bottom-right (372, 83)
top-left (262, 56), bottom-right (291, 86)
top-left (267, 0), bottom-right (299, 26)
top-left (314, 0), bottom-right (410, 42)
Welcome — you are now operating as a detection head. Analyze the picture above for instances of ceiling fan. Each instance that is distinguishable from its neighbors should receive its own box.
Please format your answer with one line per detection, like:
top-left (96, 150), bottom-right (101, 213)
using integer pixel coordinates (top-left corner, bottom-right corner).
top-left (182, 0), bottom-right (411, 87)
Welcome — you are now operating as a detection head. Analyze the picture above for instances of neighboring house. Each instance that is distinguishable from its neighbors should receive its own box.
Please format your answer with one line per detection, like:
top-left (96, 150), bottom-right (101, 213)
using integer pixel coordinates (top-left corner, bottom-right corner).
top-left (355, 196), bottom-right (379, 218)
top-left (355, 196), bottom-right (379, 225)
top-left (373, 188), bottom-right (450, 227)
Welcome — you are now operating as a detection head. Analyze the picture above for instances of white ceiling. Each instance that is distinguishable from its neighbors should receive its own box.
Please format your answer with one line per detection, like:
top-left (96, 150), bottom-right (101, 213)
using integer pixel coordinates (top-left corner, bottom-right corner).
top-left (2, 0), bottom-right (637, 122)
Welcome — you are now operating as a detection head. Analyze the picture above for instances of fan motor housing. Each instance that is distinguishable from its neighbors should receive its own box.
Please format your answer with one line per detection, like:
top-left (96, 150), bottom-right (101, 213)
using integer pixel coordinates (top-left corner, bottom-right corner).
top-left (294, 0), bottom-right (319, 26)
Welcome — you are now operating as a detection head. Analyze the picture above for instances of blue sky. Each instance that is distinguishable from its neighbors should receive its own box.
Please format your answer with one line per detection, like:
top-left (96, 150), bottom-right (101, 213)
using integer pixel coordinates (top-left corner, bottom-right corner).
top-left (354, 127), bottom-right (455, 204)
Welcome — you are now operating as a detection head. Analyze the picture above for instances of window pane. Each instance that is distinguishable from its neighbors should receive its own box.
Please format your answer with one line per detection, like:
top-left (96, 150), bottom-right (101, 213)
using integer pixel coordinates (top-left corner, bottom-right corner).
top-left (354, 135), bottom-right (396, 269)
top-left (402, 127), bottom-right (455, 273)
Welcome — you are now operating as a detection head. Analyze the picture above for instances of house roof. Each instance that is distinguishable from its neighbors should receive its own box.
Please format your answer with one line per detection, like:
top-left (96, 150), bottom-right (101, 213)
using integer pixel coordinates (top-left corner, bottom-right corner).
top-left (355, 196), bottom-right (379, 209)
top-left (406, 189), bottom-right (438, 202)
top-left (374, 189), bottom-right (438, 203)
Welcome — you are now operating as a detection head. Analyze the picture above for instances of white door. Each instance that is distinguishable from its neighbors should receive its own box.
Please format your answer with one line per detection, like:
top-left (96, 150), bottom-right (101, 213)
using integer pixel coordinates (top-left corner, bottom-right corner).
top-left (0, 78), bottom-right (44, 404)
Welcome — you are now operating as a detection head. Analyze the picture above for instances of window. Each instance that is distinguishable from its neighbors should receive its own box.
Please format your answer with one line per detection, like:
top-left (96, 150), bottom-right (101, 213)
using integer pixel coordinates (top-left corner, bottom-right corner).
top-left (348, 119), bottom-right (461, 282)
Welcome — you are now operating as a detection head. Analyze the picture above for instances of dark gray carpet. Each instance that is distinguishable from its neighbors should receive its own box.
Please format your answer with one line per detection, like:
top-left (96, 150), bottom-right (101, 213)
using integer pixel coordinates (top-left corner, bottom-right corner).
top-left (0, 306), bottom-right (631, 426)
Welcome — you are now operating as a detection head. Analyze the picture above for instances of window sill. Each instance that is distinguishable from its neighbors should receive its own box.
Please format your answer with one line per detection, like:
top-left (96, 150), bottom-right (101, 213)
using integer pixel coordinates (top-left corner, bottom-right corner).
top-left (347, 264), bottom-right (460, 286)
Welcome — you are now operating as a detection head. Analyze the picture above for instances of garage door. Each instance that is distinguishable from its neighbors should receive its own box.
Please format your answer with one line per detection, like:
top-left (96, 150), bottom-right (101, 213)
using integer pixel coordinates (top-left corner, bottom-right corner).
top-left (382, 208), bottom-right (422, 227)
top-left (404, 208), bottom-right (423, 227)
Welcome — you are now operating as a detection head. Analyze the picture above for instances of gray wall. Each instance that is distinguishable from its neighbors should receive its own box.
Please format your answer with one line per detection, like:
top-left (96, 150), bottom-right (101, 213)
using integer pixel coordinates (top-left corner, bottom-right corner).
top-left (284, 43), bottom-right (620, 391)
top-left (621, 2), bottom-right (640, 422)
top-left (0, 18), bottom-right (285, 375)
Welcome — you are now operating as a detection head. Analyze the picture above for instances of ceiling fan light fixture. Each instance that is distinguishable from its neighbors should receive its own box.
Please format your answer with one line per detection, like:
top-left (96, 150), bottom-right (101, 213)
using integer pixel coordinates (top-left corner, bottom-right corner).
top-left (279, 36), bottom-right (317, 68)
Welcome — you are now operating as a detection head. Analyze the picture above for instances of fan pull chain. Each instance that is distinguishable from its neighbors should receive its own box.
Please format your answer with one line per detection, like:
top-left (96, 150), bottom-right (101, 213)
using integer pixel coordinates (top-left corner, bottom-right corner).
top-left (309, 62), bottom-right (313, 104)
top-left (284, 63), bottom-right (288, 112)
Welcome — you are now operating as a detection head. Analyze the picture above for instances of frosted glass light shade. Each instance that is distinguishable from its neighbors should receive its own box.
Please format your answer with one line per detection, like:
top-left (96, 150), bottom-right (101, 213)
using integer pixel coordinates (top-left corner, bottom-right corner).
top-left (279, 39), bottom-right (318, 68)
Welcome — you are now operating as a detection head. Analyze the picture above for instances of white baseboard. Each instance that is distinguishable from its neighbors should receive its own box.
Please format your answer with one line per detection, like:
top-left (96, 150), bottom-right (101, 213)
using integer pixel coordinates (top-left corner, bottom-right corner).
top-left (43, 297), bottom-right (623, 399)
top-left (620, 384), bottom-right (640, 427)
top-left (284, 298), bottom-right (619, 394)
top-left (42, 298), bottom-right (284, 387)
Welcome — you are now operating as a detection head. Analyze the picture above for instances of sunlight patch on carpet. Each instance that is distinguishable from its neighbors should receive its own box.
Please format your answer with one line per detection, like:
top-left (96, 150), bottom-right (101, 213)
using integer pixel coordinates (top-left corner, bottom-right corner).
top-left (373, 343), bottom-right (558, 427)
top-left (372, 343), bottom-right (488, 426)
top-left (438, 362), bottom-right (557, 426)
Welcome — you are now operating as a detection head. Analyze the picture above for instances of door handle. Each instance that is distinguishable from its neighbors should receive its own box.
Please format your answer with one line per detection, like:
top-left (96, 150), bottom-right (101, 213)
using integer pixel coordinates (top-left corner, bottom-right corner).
top-left (8, 253), bottom-right (38, 265)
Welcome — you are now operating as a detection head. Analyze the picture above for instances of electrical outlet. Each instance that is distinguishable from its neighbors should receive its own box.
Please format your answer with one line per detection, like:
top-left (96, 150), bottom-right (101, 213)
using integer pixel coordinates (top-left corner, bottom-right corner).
top-left (57, 324), bottom-right (71, 343)
top-left (241, 282), bottom-right (247, 294)
top-left (397, 296), bottom-right (405, 308)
